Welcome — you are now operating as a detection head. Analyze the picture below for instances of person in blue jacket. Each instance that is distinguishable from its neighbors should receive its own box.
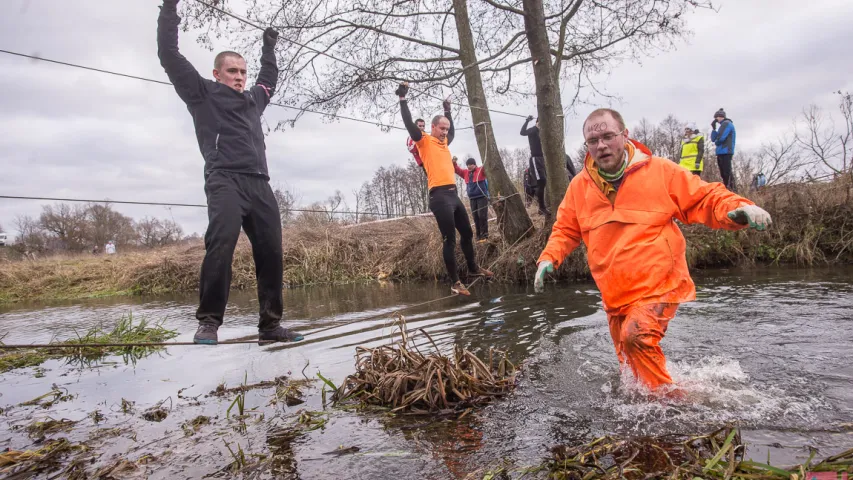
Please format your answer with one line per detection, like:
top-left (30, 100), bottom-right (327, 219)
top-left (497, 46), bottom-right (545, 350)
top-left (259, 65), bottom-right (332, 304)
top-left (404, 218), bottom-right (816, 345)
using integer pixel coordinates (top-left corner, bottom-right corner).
top-left (711, 108), bottom-right (737, 191)
top-left (454, 157), bottom-right (490, 242)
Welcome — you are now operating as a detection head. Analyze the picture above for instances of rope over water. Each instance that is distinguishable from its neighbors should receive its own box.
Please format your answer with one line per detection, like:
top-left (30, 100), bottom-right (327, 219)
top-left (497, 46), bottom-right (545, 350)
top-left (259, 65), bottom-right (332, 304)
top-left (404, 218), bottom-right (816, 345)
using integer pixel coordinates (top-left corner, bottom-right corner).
top-left (0, 222), bottom-right (536, 351)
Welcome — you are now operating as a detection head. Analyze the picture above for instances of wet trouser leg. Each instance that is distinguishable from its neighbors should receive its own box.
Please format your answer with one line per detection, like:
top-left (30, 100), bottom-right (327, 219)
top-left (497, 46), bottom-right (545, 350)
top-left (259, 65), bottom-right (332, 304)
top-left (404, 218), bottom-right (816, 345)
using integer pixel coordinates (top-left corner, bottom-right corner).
top-left (607, 303), bottom-right (678, 390)
top-left (240, 176), bottom-right (284, 331)
top-left (717, 154), bottom-right (734, 191)
top-left (469, 196), bottom-right (489, 239)
top-left (197, 171), bottom-right (249, 327)
top-left (535, 179), bottom-right (547, 213)
top-left (453, 195), bottom-right (478, 272)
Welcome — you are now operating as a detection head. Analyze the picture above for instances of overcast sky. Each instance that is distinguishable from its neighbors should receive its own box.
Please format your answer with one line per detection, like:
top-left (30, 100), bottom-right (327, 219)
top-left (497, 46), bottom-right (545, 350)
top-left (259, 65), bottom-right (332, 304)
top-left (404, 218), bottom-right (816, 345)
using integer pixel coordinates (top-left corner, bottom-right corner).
top-left (1, 0), bottom-right (851, 239)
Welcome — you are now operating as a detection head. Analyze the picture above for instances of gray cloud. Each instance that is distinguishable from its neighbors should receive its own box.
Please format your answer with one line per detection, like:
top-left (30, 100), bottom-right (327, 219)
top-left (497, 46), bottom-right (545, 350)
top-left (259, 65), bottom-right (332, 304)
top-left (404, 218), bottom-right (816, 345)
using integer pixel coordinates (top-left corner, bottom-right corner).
top-left (1, 0), bottom-right (851, 239)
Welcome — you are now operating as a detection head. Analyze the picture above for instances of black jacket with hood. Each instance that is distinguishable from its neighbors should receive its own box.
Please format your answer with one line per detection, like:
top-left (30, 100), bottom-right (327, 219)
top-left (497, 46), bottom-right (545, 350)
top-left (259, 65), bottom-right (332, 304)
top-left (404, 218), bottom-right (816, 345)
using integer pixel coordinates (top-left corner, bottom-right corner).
top-left (157, 2), bottom-right (278, 179)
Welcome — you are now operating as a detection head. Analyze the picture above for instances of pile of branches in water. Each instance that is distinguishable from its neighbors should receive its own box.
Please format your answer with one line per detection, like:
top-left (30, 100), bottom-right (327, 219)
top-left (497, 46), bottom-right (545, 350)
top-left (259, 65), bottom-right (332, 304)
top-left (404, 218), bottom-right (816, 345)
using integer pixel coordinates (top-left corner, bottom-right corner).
top-left (334, 315), bottom-right (518, 414)
top-left (549, 424), bottom-right (853, 479)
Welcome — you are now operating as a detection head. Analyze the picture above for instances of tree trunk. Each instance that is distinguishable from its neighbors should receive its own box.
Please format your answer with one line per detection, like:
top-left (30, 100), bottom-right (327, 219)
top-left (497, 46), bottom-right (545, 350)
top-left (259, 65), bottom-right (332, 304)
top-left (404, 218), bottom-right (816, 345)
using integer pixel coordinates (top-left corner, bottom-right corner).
top-left (521, 0), bottom-right (569, 219)
top-left (452, 0), bottom-right (534, 243)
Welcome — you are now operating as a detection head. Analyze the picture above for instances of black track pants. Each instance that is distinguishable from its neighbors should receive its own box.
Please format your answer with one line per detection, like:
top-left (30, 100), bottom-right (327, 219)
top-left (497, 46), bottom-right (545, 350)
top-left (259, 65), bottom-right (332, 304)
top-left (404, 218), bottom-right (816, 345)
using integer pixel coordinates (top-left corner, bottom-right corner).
top-left (717, 154), bottom-right (735, 191)
top-left (196, 171), bottom-right (283, 330)
top-left (469, 196), bottom-right (489, 240)
top-left (428, 186), bottom-right (478, 283)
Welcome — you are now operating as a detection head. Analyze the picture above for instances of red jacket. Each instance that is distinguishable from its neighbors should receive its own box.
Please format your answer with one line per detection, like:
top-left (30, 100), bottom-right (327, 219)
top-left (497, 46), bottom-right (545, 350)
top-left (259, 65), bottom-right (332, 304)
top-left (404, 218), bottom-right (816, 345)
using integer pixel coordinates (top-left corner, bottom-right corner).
top-left (454, 164), bottom-right (489, 199)
top-left (406, 136), bottom-right (423, 167)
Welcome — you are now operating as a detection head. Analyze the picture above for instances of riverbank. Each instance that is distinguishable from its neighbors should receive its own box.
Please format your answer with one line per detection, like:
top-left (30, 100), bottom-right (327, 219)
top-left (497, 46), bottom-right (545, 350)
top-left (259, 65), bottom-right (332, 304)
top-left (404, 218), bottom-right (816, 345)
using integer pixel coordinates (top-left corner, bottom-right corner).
top-left (0, 178), bottom-right (850, 305)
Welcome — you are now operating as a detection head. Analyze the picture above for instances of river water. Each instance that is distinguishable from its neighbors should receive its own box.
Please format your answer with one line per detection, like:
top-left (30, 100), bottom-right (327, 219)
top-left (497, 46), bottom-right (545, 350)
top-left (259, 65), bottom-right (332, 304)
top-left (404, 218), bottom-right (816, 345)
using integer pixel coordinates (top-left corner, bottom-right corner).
top-left (0, 267), bottom-right (851, 478)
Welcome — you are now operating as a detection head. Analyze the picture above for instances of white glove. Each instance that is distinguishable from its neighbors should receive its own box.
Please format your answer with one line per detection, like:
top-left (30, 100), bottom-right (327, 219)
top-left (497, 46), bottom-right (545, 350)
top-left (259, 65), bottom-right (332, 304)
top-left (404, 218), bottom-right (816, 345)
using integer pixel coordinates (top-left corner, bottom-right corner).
top-left (534, 261), bottom-right (554, 293)
top-left (727, 204), bottom-right (772, 231)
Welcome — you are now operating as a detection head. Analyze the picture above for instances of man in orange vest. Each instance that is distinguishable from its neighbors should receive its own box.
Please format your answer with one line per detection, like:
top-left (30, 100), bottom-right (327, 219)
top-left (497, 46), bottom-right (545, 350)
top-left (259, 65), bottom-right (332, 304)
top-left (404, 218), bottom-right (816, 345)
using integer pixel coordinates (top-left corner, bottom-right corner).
top-left (396, 82), bottom-right (493, 296)
top-left (534, 108), bottom-right (772, 392)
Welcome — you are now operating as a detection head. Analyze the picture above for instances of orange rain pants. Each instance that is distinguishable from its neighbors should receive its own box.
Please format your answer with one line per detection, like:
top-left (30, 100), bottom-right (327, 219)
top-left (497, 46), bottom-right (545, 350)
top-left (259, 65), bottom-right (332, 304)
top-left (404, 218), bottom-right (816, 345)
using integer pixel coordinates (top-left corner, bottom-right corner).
top-left (607, 303), bottom-right (678, 390)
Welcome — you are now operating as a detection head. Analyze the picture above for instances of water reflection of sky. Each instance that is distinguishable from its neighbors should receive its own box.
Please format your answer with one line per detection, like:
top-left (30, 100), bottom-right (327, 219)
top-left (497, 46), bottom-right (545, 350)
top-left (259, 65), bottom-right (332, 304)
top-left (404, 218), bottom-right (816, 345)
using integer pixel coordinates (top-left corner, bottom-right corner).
top-left (0, 266), bottom-right (851, 476)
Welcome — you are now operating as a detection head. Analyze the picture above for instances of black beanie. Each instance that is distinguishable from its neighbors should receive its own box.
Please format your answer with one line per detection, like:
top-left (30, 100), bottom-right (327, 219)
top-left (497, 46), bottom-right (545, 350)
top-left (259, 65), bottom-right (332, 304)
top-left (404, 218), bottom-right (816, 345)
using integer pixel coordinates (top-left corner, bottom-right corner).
top-left (466, 158), bottom-right (476, 166)
top-left (714, 108), bottom-right (726, 118)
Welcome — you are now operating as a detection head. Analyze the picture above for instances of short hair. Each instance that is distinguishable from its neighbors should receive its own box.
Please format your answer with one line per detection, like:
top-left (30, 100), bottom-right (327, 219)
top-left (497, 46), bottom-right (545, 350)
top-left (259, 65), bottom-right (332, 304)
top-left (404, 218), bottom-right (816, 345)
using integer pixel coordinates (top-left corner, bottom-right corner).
top-left (214, 51), bottom-right (245, 70)
top-left (431, 115), bottom-right (448, 126)
top-left (583, 108), bottom-right (626, 132)
top-left (415, 118), bottom-right (425, 125)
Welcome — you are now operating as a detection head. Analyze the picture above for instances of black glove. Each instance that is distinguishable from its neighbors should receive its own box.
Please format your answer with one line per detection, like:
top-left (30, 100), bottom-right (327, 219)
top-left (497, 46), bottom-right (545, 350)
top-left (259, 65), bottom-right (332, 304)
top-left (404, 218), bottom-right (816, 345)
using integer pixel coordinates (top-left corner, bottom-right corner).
top-left (395, 82), bottom-right (409, 98)
top-left (263, 27), bottom-right (279, 47)
top-left (443, 97), bottom-right (451, 112)
top-left (711, 120), bottom-right (718, 129)
top-left (526, 115), bottom-right (534, 122)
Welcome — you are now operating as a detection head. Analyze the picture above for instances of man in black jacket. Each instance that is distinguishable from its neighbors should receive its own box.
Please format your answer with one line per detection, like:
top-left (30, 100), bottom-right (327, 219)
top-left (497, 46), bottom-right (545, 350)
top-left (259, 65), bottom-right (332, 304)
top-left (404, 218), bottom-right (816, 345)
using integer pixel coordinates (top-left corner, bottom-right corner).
top-left (157, 0), bottom-right (302, 345)
top-left (520, 116), bottom-right (550, 216)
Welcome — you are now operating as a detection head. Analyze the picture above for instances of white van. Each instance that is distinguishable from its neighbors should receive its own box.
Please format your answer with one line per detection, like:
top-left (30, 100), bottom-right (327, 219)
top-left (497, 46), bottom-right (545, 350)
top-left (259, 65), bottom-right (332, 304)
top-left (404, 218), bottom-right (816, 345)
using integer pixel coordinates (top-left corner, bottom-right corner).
top-left (0, 233), bottom-right (7, 247)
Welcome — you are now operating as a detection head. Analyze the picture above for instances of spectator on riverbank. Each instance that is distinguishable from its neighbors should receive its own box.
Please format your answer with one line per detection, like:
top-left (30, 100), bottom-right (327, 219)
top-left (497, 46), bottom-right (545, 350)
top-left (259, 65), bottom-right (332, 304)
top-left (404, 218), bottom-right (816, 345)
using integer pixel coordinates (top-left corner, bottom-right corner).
top-left (711, 108), bottom-right (737, 191)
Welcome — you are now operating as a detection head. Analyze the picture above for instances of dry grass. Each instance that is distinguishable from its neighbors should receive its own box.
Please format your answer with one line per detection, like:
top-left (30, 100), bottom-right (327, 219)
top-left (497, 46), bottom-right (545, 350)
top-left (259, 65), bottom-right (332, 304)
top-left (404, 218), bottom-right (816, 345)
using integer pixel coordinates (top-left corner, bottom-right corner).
top-left (0, 179), bottom-right (849, 305)
top-left (333, 315), bottom-right (518, 414)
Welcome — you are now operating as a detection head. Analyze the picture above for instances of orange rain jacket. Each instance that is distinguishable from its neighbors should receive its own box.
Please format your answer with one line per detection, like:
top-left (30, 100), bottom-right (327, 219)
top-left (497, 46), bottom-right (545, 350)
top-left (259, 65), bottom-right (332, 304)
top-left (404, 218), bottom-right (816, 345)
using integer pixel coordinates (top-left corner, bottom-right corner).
top-left (538, 139), bottom-right (754, 315)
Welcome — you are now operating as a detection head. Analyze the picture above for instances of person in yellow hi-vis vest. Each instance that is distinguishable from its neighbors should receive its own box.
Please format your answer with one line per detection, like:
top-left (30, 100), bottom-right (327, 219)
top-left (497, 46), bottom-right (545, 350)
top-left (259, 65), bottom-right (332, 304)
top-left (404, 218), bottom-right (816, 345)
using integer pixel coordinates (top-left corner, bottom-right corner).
top-left (679, 124), bottom-right (705, 176)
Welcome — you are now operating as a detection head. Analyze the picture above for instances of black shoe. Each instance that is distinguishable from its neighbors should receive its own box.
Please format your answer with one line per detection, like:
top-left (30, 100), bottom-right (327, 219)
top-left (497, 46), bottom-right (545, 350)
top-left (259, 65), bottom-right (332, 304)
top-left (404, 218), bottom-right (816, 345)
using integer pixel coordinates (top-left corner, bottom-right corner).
top-left (193, 324), bottom-right (219, 345)
top-left (259, 325), bottom-right (305, 343)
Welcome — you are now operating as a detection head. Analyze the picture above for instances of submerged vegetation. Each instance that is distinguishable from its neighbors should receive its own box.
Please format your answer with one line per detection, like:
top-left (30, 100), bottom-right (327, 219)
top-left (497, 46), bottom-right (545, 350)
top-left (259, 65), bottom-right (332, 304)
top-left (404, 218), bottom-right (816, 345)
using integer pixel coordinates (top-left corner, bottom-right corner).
top-left (334, 316), bottom-right (518, 413)
top-left (547, 424), bottom-right (853, 480)
top-left (0, 313), bottom-right (178, 373)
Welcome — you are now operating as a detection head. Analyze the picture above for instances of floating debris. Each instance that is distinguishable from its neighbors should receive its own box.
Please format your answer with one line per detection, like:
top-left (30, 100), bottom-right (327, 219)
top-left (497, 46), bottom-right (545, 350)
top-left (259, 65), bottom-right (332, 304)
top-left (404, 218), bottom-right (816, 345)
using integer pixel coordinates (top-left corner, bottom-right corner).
top-left (18, 384), bottom-right (76, 409)
top-left (18, 417), bottom-right (78, 440)
top-left (548, 424), bottom-right (853, 479)
top-left (181, 415), bottom-right (211, 436)
top-left (0, 313), bottom-right (178, 373)
top-left (0, 438), bottom-right (88, 477)
top-left (141, 408), bottom-right (168, 423)
top-left (334, 315), bottom-right (518, 413)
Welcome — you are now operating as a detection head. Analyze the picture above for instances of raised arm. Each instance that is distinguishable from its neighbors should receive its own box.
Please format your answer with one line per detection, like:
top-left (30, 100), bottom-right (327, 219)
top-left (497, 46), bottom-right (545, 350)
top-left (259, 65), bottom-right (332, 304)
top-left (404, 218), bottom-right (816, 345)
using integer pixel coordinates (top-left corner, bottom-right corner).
top-left (157, 0), bottom-right (207, 105)
top-left (453, 160), bottom-right (467, 179)
top-left (520, 116), bottom-right (533, 136)
top-left (695, 137), bottom-right (705, 170)
top-left (251, 28), bottom-right (279, 111)
top-left (399, 102), bottom-right (422, 141)
top-left (443, 98), bottom-right (455, 145)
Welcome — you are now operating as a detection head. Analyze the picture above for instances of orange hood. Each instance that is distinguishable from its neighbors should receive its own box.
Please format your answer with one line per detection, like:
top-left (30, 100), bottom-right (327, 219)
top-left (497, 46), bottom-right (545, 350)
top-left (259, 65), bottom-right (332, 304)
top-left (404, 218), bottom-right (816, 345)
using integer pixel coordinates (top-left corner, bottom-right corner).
top-left (539, 138), bottom-right (753, 314)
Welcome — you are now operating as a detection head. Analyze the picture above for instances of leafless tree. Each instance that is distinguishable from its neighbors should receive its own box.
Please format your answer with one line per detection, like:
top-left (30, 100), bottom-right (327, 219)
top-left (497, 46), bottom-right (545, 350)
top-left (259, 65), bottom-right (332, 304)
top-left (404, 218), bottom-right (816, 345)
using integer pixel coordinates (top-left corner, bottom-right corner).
top-left (87, 203), bottom-right (137, 248)
top-left (796, 91), bottom-right (853, 180)
top-left (14, 215), bottom-right (47, 253)
top-left (136, 217), bottom-right (162, 247)
top-left (39, 203), bottom-right (89, 251)
top-left (752, 135), bottom-right (803, 185)
top-left (273, 182), bottom-right (301, 226)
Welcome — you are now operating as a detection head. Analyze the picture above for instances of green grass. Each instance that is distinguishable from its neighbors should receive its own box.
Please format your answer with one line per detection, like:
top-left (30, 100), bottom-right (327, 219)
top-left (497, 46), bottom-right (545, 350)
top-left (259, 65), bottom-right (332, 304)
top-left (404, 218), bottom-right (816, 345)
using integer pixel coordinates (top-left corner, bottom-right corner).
top-left (0, 312), bottom-right (178, 374)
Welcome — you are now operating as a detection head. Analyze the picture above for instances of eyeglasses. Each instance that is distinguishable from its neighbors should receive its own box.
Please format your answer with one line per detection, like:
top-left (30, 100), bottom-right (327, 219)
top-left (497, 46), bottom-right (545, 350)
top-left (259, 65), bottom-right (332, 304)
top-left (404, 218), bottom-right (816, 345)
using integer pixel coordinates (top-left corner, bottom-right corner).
top-left (584, 129), bottom-right (625, 147)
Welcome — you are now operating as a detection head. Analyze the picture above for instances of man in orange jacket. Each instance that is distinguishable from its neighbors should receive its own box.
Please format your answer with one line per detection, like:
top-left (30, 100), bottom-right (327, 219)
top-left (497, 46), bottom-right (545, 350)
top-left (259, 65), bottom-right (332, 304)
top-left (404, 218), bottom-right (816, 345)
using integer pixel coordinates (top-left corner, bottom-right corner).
top-left (534, 108), bottom-right (772, 392)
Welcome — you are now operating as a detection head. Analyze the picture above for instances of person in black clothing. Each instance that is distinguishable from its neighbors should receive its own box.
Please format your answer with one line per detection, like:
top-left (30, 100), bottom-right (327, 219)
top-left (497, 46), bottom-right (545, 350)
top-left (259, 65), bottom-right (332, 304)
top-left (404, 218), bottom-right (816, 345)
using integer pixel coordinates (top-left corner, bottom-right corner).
top-left (396, 82), bottom-right (492, 296)
top-left (520, 115), bottom-right (550, 216)
top-left (157, 0), bottom-right (302, 345)
top-left (523, 168), bottom-right (535, 206)
top-left (565, 153), bottom-right (577, 181)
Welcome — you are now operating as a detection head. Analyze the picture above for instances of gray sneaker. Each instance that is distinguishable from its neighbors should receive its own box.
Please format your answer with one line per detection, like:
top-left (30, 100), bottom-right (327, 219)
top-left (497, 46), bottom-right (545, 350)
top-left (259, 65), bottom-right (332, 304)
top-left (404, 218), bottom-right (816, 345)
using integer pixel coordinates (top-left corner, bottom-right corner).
top-left (193, 324), bottom-right (219, 345)
top-left (258, 326), bottom-right (304, 343)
